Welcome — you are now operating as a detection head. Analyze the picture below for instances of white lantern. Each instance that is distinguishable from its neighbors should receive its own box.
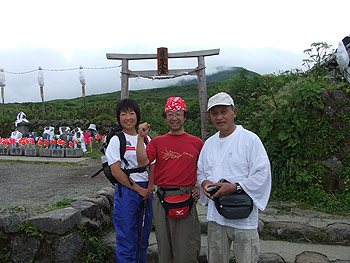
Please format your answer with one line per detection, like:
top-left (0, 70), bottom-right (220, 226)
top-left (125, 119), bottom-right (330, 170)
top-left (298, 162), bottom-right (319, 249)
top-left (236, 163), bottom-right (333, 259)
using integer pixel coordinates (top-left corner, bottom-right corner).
top-left (0, 69), bottom-right (5, 88)
top-left (38, 67), bottom-right (45, 99)
top-left (79, 66), bottom-right (86, 86)
top-left (38, 66), bottom-right (45, 87)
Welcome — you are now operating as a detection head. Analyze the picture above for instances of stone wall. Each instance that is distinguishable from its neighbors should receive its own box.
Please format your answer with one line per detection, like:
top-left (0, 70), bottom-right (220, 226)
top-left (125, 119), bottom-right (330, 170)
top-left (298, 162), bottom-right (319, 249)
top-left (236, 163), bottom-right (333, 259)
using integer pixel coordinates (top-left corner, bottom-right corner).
top-left (0, 187), bottom-right (115, 263)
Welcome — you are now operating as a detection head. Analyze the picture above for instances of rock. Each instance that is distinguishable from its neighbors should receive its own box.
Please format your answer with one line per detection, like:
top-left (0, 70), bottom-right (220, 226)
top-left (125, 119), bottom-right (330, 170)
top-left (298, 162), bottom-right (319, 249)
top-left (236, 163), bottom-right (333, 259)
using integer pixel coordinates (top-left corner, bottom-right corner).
top-left (96, 187), bottom-right (115, 207)
top-left (262, 207), bottom-right (279, 215)
top-left (332, 90), bottom-right (346, 101)
top-left (266, 221), bottom-right (322, 241)
top-left (10, 235), bottom-right (41, 263)
top-left (294, 251), bottom-right (330, 263)
top-left (85, 195), bottom-right (111, 214)
top-left (0, 212), bottom-right (29, 233)
top-left (28, 207), bottom-right (81, 235)
top-left (52, 120), bottom-right (60, 128)
top-left (326, 223), bottom-right (350, 243)
top-left (71, 200), bottom-right (102, 219)
top-left (258, 219), bottom-right (265, 234)
top-left (66, 120), bottom-right (73, 126)
top-left (73, 119), bottom-right (85, 126)
top-left (102, 231), bottom-right (117, 263)
top-left (146, 245), bottom-right (159, 263)
top-left (101, 119), bottom-right (113, 127)
top-left (54, 232), bottom-right (83, 263)
top-left (322, 156), bottom-right (344, 172)
top-left (258, 252), bottom-right (285, 263)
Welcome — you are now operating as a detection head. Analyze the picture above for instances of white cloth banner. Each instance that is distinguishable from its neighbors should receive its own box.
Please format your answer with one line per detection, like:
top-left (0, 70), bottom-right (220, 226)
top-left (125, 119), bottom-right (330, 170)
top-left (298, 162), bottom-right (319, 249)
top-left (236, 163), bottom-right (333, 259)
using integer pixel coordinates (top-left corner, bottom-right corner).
top-left (79, 67), bottom-right (86, 86)
top-left (38, 68), bottom-right (45, 87)
top-left (0, 69), bottom-right (5, 88)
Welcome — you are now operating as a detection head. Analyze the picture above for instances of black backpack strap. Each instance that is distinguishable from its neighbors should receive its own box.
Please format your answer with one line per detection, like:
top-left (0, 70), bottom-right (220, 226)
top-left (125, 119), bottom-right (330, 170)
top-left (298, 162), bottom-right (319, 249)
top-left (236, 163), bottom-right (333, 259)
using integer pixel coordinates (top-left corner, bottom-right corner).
top-left (144, 135), bottom-right (149, 145)
top-left (115, 131), bottom-right (129, 166)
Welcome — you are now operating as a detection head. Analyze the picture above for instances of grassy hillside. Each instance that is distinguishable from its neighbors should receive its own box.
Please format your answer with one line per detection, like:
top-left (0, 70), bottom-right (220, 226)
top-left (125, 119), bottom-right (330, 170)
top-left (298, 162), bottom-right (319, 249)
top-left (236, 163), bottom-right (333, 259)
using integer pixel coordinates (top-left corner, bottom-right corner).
top-left (0, 67), bottom-right (248, 135)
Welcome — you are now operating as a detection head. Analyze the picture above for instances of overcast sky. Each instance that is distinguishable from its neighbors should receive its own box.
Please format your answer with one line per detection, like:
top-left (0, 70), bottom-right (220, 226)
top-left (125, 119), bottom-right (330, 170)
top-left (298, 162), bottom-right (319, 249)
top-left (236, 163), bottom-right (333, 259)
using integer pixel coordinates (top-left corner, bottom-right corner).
top-left (1, 0), bottom-right (349, 103)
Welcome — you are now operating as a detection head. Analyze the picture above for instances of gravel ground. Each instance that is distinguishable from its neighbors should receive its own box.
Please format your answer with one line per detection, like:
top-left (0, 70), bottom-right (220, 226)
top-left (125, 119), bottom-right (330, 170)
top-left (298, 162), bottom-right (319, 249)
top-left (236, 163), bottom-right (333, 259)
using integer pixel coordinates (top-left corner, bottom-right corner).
top-left (0, 157), bottom-right (111, 211)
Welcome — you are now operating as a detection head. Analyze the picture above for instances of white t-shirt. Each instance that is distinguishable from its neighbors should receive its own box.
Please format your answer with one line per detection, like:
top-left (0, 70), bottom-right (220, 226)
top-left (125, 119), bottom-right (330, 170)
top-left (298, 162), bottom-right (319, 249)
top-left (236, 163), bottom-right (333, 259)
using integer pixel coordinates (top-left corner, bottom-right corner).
top-left (197, 125), bottom-right (271, 229)
top-left (106, 132), bottom-right (150, 182)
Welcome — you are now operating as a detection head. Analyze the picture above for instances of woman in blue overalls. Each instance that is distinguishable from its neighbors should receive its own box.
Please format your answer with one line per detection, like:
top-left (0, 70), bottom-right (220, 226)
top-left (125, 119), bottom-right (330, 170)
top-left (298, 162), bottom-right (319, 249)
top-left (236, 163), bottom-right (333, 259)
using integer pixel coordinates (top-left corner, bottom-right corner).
top-left (106, 98), bottom-right (153, 263)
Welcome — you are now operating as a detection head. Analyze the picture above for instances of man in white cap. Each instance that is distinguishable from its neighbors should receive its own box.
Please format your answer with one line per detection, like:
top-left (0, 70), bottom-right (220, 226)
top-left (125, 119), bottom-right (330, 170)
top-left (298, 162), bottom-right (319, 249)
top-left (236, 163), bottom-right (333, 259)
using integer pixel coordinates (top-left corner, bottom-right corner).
top-left (197, 92), bottom-right (271, 263)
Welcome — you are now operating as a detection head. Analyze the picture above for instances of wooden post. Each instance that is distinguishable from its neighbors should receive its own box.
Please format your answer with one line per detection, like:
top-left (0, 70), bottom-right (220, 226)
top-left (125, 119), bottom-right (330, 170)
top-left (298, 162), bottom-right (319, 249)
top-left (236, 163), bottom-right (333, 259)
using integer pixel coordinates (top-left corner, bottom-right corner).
top-left (121, 59), bottom-right (129, 99)
top-left (1, 87), bottom-right (4, 115)
top-left (197, 56), bottom-right (208, 140)
top-left (40, 86), bottom-right (45, 118)
top-left (82, 85), bottom-right (86, 112)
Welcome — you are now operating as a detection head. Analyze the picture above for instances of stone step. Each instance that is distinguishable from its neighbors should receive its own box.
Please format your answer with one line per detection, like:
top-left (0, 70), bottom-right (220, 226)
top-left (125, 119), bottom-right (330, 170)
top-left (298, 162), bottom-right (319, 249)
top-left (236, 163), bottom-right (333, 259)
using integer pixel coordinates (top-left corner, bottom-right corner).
top-left (104, 230), bottom-right (350, 263)
top-left (259, 239), bottom-right (350, 263)
top-left (197, 202), bottom-right (350, 245)
top-left (103, 202), bottom-right (350, 262)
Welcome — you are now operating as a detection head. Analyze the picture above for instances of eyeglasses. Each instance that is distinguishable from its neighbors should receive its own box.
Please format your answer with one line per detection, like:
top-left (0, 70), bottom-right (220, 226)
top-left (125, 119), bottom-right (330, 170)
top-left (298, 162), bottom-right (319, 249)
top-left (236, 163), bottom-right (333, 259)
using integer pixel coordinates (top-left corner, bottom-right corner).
top-left (165, 111), bottom-right (184, 118)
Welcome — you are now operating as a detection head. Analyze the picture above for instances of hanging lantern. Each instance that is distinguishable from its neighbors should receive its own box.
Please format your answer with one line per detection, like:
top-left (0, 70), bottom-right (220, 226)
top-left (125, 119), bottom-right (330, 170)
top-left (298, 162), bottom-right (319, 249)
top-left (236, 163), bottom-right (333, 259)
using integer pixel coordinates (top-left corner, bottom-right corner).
top-left (38, 66), bottom-right (45, 98)
top-left (0, 69), bottom-right (5, 101)
top-left (79, 66), bottom-right (86, 97)
top-left (0, 68), bottom-right (5, 115)
top-left (0, 69), bottom-right (5, 88)
top-left (38, 66), bottom-right (46, 117)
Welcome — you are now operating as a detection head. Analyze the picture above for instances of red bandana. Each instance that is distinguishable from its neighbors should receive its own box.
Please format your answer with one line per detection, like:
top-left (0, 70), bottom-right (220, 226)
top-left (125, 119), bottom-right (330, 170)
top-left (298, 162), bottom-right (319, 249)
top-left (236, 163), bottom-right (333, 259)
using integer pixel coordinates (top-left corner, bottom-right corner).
top-left (164, 97), bottom-right (186, 112)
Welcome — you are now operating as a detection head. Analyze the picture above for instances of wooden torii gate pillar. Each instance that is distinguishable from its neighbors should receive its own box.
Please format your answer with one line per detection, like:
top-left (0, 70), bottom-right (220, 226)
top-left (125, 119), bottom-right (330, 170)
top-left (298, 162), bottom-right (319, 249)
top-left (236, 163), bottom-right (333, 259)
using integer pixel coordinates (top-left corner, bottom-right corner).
top-left (106, 48), bottom-right (220, 140)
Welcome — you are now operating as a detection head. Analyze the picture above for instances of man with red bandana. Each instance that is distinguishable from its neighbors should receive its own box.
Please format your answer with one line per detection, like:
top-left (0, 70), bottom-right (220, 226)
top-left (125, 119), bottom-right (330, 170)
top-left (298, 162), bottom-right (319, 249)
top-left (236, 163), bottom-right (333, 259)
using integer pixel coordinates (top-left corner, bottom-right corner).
top-left (137, 97), bottom-right (203, 263)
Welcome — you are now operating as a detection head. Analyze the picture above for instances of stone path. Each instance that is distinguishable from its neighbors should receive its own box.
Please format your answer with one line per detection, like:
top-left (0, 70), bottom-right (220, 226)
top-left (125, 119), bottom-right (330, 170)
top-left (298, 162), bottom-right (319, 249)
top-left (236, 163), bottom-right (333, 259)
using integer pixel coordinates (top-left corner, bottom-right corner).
top-left (104, 202), bottom-right (350, 263)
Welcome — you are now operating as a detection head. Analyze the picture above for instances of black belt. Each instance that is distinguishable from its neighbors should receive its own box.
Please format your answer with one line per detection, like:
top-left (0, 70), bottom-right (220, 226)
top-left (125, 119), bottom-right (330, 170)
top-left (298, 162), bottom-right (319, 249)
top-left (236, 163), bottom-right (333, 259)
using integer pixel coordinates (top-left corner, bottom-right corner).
top-left (159, 186), bottom-right (180, 191)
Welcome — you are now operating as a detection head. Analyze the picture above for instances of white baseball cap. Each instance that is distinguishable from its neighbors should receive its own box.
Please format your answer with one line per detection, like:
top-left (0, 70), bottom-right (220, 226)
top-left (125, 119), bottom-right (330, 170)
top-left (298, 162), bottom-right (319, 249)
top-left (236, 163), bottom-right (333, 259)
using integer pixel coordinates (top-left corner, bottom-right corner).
top-left (207, 92), bottom-right (234, 111)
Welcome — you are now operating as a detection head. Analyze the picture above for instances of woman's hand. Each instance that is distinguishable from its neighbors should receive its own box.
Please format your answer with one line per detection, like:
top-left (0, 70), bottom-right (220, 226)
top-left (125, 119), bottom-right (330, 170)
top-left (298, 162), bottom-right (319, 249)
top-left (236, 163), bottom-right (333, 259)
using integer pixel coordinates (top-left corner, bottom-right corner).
top-left (137, 186), bottom-right (152, 200)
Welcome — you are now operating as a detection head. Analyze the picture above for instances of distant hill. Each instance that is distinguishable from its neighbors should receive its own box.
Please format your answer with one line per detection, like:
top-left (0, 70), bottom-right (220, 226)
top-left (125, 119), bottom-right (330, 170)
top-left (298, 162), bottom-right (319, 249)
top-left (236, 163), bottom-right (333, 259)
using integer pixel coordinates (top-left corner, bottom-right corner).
top-left (176, 66), bottom-right (259, 85)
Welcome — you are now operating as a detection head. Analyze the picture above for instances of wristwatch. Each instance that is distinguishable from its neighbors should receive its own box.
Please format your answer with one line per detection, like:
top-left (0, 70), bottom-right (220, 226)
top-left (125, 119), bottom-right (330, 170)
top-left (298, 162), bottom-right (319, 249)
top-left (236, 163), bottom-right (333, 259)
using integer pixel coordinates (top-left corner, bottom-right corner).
top-left (235, 183), bottom-right (242, 193)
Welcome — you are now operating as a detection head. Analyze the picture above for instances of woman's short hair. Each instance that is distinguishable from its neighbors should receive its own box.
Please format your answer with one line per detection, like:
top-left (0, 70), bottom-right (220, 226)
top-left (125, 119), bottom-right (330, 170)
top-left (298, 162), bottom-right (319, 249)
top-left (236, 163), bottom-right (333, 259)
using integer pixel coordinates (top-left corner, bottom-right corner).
top-left (116, 98), bottom-right (141, 127)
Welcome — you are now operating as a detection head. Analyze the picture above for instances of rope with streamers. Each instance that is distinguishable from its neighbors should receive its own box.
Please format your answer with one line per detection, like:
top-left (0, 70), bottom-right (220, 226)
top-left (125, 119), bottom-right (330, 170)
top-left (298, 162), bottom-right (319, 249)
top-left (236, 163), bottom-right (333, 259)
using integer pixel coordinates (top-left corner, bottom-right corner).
top-left (121, 66), bottom-right (206, 80)
top-left (4, 65), bottom-right (122, 74)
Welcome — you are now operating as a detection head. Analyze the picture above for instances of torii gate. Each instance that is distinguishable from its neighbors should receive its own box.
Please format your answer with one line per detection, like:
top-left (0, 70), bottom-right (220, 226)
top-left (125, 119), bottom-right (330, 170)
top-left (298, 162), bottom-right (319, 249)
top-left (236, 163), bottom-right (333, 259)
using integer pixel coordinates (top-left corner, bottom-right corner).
top-left (106, 48), bottom-right (220, 139)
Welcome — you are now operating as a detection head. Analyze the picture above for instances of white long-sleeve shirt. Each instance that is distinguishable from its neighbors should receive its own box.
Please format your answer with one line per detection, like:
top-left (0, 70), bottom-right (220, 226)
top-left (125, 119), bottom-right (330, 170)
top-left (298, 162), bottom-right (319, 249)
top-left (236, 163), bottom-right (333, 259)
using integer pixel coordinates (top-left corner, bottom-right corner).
top-left (197, 125), bottom-right (271, 229)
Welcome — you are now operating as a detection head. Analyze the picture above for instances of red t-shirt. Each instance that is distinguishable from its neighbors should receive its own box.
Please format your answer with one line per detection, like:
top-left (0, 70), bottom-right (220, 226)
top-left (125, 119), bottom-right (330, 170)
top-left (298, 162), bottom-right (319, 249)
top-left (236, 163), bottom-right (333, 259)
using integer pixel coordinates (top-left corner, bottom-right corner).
top-left (146, 133), bottom-right (203, 187)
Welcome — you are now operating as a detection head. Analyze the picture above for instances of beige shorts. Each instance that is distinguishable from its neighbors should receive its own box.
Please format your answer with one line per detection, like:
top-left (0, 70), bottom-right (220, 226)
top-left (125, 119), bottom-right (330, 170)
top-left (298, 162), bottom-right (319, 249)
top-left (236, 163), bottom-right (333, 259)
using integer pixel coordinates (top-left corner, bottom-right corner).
top-left (207, 221), bottom-right (260, 263)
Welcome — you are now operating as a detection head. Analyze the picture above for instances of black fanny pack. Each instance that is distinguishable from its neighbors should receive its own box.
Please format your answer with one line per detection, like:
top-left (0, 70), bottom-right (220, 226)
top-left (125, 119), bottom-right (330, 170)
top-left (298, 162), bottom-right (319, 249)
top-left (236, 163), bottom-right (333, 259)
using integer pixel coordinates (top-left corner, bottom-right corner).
top-left (214, 191), bottom-right (253, 219)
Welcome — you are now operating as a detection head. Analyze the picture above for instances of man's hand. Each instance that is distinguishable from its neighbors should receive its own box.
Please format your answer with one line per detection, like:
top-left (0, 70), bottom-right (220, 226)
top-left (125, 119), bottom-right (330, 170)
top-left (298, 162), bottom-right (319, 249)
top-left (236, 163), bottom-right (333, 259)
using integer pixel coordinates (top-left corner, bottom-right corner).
top-left (138, 122), bottom-right (150, 137)
top-left (210, 182), bottom-right (235, 199)
top-left (201, 180), bottom-right (215, 199)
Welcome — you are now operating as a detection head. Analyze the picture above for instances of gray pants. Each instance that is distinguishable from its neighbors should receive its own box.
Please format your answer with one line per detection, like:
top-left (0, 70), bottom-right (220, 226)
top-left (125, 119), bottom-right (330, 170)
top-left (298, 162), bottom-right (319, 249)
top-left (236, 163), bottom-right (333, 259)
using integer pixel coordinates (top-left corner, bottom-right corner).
top-left (208, 221), bottom-right (259, 263)
top-left (153, 186), bottom-right (201, 263)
